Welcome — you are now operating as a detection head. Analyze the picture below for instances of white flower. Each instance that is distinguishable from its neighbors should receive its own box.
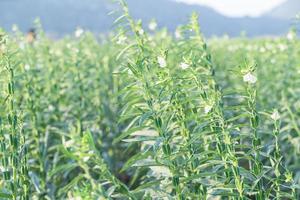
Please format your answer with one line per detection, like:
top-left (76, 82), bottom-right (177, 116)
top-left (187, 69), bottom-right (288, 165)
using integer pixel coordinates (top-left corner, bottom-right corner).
top-left (278, 44), bottom-right (287, 52)
top-left (243, 72), bottom-right (257, 84)
top-left (0, 44), bottom-right (6, 52)
top-left (127, 69), bottom-right (133, 75)
top-left (75, 28), bottom-right (84, 38)
top-left (270, 59), bottom-right (276, 64)
top-left (271, 110), bottom-right (280, 121)
top-left (179, 62), bottom-right (189, 70)
top-left (138, 28), bottom-right (144, 35)
top-left (117, 35), bottom-right (127, 45)
top-left (287, 31), bottom-right (295, 41)
top-left (24, 64), bottom-right (30, 71)
top-left (12, 25), bottom-right (18, 32)
top-left (82, 156), bottom-right (90, 162)
top-left (0, 165), bottom-right (5, 172)
top-left (204, 104), bottom-right (213, 114)
top-left (19, 42), bottom-right (25, 50)
top-left (64, 140), bottom-right (74, 148)
top-left (48, 105), bottom-right (55, 112)
top-left (175, 29), bottom-right (182, 39)
top-left (148, 21), bottom-right (157, 31)
top-left (157, 56), bottom-right (167, 68)
top-left (259, 47), bottom-right (266, 53)
top-left (161, 31), bottom-right (167, 38)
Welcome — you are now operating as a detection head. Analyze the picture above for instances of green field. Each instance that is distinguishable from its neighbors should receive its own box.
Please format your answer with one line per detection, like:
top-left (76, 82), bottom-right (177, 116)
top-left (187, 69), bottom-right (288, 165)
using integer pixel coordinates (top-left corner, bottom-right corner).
top-left (0, 3), bottom-right (300, 200)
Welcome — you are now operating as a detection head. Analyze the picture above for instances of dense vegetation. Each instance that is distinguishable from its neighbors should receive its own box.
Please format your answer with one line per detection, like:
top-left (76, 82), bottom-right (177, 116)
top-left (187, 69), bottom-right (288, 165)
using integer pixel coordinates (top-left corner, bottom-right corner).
top-left (0, 1), bottom-right (300, 199)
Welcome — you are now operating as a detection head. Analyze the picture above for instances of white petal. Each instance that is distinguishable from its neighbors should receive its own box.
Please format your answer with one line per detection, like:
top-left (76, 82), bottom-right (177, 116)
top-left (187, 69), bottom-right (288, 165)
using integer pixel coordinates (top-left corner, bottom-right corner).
top-left (180, 62), bottom-right (189, 70)
top-left (204, 105), bottom-right (213, 114)
top-left (175, 30), bottom-right (181, 39)
top-left (148, 22), bottom-right (157, 31)
top-left (271, 110), bottom-right (280, 121)
top-left (24, 64), bottom-right (30, 71)
top-left (138, 29), bottom-right (144, 35)
top-left (243, 72), bottom-right (257, 84)
top-left (75, 28), bottom-right (84, 38)
top-left (117, 35), bottom-right (127, 44)
top-left (157, 56), bottom-right (167, 68)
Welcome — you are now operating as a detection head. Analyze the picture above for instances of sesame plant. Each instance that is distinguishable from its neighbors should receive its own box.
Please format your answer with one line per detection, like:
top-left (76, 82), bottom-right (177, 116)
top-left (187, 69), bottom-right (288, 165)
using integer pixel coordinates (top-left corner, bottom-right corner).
top-left (0, 31), bottom-right (29, 199)
top-left (112, 1), bottom-right (299, 199)
top-left (0, 1), bottom-right (299, 199)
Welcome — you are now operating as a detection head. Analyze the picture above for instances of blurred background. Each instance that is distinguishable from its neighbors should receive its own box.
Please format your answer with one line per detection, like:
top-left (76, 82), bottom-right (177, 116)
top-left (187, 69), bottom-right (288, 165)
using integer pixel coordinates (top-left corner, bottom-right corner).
top-left (0, 0), bottom-right (299, 37)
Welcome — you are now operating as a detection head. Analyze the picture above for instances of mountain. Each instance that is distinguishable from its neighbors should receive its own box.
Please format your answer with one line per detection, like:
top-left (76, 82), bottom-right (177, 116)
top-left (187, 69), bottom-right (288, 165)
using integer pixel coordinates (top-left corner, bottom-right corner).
top-left (0, 0), bottom-right (115, 36)
top-left (0, 0), bottom-right (293, 37)
top-left (265, 0), bottom-right (300, 20)
top-left (125, 0), bottom-right (290, 37)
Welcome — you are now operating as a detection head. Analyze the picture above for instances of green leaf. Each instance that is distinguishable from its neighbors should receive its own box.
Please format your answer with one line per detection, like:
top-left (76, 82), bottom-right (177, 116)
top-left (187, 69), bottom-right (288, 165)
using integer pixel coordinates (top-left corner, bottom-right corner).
top-left (121, 149), bottom-right (153, 172)
top-left (58, 174), bottom-right (85, 197)
top-left (0, 192), bottom-right (12, 199)
top-left (113, 126), bottom-right (146, 144)
top-left (116, 43), bottom-right (136, 60)
top-left (49, 163), bottom-right (78, 178)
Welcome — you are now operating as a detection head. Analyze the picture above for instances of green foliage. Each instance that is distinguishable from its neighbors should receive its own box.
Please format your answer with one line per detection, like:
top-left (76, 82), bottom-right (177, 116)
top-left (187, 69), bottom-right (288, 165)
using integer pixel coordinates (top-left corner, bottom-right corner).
top-left (0, 30), bottom-right (29, 200)
top-left (0, 2), bottom-right (299, 199)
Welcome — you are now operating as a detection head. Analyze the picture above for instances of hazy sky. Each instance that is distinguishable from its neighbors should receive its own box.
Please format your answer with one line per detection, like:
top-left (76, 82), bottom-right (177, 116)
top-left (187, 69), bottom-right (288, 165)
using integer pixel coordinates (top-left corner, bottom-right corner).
top-left (176, 0), bottom-right (287, 17)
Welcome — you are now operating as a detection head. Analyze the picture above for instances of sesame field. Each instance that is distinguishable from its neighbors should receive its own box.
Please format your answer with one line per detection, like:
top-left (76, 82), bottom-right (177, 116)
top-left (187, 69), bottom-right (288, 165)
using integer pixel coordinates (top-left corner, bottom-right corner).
top-left (0, 3), bottom-right (300, 200)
